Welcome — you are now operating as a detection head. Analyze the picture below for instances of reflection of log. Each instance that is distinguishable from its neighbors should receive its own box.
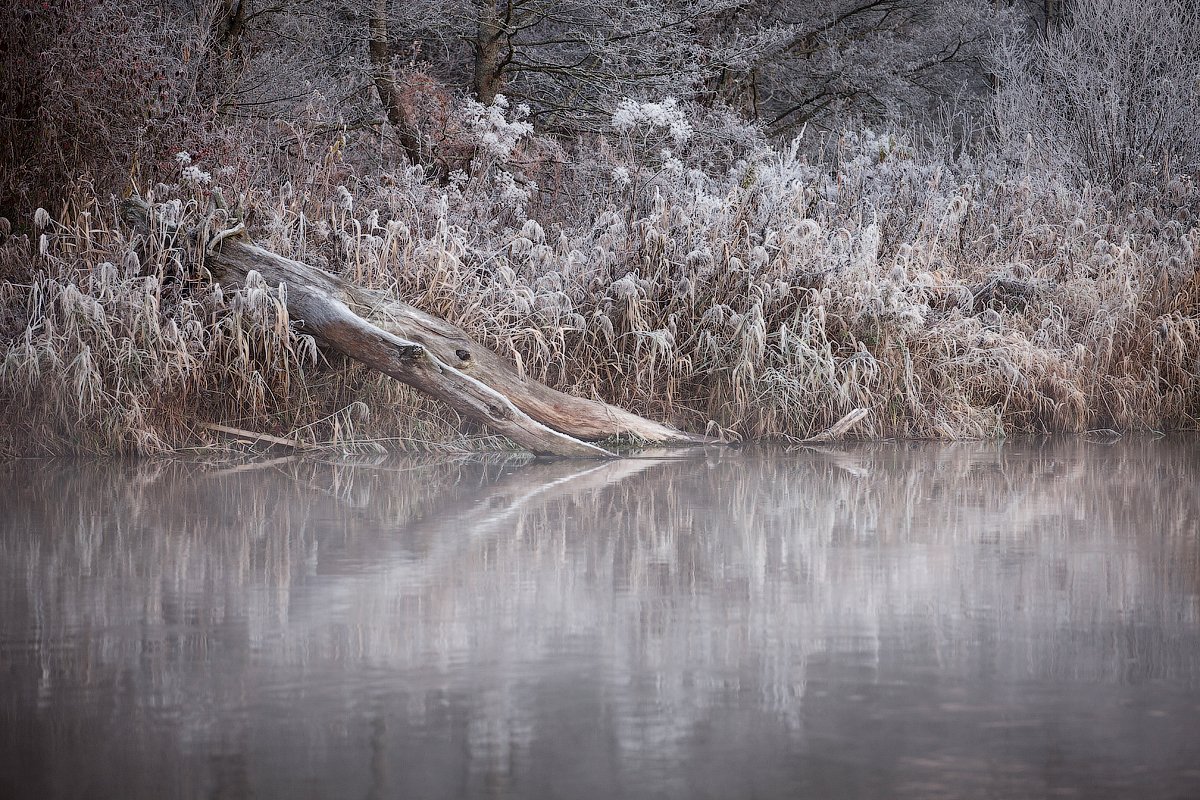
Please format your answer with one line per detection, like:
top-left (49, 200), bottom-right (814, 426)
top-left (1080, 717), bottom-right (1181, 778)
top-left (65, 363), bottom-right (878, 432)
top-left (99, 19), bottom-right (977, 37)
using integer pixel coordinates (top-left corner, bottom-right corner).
top-left (123, 199), bottom-right (710, 457)
top-left (293, 455), bottom-right (672, 582)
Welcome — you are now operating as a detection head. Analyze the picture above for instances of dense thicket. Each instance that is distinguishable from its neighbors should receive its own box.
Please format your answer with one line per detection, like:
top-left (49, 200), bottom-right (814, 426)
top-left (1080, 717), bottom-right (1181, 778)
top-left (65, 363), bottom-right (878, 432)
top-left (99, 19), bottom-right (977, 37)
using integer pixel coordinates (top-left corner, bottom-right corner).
top-left (0, 0), bottom-right (1197, 454)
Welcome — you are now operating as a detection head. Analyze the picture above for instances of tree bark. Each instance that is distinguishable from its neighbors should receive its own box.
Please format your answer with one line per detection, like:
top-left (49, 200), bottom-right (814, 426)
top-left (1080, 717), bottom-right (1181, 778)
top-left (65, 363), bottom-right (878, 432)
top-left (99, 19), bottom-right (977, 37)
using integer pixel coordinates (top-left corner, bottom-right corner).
top-left (472, 1), bottom-right (507, 104)
top-left (208, 239), bottom-right (613, 457)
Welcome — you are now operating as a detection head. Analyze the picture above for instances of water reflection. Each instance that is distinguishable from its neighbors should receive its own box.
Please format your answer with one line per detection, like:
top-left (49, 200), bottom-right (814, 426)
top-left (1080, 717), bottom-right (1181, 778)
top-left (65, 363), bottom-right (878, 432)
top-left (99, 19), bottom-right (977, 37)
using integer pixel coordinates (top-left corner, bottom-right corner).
top-left (1, 439), bottom-right (1199, 799)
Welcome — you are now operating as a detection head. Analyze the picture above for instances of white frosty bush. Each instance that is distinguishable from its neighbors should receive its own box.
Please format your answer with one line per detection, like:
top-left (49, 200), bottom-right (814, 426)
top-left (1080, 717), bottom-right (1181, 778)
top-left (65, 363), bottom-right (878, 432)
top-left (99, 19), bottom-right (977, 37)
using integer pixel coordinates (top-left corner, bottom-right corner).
top-left (611, 97), bottom-right (693, 145)
top-left (494, 171), bottom-right (535, 216)
top-left (181, 165), bottom-right (211, 186)
top-left (462, 94), bottom-right (533, 161)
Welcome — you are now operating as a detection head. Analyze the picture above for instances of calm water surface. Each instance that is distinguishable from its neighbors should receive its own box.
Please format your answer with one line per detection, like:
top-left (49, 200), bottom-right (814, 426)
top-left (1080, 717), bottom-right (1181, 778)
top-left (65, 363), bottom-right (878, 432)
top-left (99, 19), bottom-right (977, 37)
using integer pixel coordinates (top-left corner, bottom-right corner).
top-left (1, 440), bottom-right (1199, 799)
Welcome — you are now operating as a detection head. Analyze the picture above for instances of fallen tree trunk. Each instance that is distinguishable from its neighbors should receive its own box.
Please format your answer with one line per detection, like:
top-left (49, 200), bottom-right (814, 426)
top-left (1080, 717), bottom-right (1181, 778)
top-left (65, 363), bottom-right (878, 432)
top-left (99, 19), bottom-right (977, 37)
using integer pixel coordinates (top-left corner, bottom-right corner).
top-left (123, 198), bottom-right (709, 456)
top-left (337, 287), bottom-right (706, 444)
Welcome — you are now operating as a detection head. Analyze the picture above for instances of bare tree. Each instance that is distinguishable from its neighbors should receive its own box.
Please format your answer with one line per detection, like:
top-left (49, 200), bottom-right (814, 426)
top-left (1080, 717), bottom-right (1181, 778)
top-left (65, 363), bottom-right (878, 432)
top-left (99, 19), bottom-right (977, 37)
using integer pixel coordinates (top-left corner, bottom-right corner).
top-left (375, 1), bottom-right (788, 127)
top-left (993, 0), bottom-right (1200, 191)
top-left (166, 0), bottom-right (1011, 144)
top-left (699, 0), bottom-right (1014, 135)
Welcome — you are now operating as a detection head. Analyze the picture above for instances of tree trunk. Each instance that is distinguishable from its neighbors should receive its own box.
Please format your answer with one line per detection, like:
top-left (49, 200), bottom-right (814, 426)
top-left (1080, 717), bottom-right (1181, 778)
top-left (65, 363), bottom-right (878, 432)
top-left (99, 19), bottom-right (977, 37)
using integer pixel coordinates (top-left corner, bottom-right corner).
top-left (332, 285), bottom-right (707, 444)
top-left (122, 199), bottom-right (712, 455)
top-left (472, 2), bottom-right (507, 104)
top-left (368, 0), bottom-right (423, 164)
top-left (210, 240), bottom-right (613, 457)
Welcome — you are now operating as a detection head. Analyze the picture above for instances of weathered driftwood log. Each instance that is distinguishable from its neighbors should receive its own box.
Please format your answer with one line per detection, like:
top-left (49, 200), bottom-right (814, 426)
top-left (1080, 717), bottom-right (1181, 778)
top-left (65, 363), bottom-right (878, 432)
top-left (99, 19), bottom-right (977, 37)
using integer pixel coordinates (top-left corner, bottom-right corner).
top-left (122, 198), bottom-right (708, 456)
top-left (336, 286), bottom-right (706, 443)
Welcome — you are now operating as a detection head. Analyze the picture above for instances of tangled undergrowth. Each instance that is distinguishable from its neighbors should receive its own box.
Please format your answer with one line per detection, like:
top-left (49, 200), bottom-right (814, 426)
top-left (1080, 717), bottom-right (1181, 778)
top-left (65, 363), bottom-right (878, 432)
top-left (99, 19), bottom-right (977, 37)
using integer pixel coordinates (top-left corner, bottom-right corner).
top-left (1, 106), bottom-right (1198, 456)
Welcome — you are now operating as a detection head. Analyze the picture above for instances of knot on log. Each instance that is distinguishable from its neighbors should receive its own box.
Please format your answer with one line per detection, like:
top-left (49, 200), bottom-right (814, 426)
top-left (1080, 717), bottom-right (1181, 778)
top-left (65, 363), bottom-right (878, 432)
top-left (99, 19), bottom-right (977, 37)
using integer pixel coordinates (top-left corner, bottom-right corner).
top-left (488, 404), bottom-right (514, 422)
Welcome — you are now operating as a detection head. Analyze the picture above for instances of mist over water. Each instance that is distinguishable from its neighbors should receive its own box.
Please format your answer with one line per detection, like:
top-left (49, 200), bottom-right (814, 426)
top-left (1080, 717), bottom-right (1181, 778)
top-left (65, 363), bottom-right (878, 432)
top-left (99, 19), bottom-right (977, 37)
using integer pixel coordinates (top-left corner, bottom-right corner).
top-left (2, 440), bottom-right (1199, 799)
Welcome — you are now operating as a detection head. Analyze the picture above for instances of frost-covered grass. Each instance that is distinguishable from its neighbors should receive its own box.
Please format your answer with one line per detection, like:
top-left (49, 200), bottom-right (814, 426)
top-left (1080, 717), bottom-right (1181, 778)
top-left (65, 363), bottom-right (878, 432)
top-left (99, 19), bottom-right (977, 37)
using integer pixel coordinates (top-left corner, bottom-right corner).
top-left (1, 100), bottom-right (1198, 455)
top-left (0, 195), bottom-right (473, 456)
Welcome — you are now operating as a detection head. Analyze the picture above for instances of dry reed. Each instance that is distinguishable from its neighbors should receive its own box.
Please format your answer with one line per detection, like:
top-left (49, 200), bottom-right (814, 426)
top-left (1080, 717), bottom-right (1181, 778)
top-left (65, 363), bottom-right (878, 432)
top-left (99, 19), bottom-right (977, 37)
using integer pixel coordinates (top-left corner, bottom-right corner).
top-left (1, 121), bottom-right (1197, 455)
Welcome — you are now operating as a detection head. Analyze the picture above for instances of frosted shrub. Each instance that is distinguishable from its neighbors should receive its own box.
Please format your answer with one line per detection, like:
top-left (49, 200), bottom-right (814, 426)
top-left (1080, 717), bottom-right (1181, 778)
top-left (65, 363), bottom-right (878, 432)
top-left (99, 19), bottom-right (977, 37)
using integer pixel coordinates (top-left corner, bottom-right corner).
top-left (494, 171), bottom-right (535, 216)
top-left (611, 98), bottom-right (694, 145)
top-left (1, 0), bottom-right (212, 216)
top-left (462, 95), bottom-right (534, 162)
top-left (181, 165), bottom-right (212, 187)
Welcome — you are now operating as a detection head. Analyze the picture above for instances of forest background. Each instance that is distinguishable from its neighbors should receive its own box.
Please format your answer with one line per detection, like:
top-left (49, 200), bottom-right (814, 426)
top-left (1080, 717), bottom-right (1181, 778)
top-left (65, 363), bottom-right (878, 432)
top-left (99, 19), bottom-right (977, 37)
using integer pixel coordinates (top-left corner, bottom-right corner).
top-left (1, 0), bottom-right (1198, 455)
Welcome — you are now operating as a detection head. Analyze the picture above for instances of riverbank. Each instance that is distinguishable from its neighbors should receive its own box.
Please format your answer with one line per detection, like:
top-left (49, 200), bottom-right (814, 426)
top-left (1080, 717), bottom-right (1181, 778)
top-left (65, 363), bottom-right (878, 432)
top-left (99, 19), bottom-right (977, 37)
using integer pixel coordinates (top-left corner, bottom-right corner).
top-left (2, 126), bottom-right (1198, 456)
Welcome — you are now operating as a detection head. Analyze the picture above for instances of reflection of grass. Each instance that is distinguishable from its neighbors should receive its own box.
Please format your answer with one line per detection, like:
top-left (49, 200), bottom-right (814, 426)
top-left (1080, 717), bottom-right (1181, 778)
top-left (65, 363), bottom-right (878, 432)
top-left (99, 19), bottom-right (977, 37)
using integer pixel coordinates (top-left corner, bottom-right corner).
top-left (2, 129), bottom-right (1199, 455)
top-left (4, 441), bottom-right (1197, 675)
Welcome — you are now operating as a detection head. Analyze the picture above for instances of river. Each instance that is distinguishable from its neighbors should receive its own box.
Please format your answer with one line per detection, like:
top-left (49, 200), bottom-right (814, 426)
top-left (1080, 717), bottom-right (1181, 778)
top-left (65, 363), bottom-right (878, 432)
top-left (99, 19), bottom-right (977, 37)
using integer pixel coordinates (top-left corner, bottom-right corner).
top-left (1, 439), bottom-right (1198, 798)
